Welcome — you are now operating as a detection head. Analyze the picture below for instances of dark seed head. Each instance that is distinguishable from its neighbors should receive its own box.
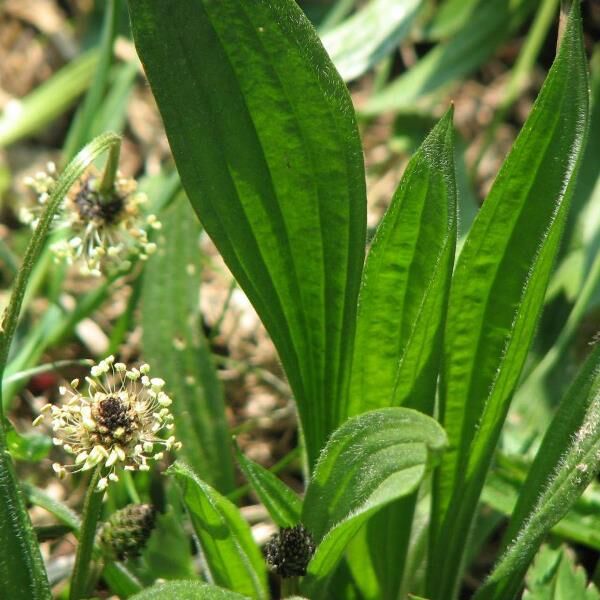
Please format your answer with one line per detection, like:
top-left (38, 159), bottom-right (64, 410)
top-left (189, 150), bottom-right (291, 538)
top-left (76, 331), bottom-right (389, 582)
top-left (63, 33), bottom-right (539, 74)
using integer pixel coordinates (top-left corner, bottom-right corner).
top-left (98, 504), bottom-right (157, 560)
top-left (264, 524), bottom-right (315, 578)
top-left (74, 178), bottom-right (124, 225)
top-left (97, 396), bottom-right (132, 432)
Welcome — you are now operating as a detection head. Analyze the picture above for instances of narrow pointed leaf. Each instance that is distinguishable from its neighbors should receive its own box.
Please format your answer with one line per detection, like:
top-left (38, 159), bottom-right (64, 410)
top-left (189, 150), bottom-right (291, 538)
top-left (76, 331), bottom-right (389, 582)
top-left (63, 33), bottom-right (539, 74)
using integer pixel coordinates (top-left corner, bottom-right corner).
top-left (346, 108), bottom-right (456, 599)
top-left (474, 345), bottom-right (600, 600)
top-left (169, 462), bottom-right (268, 600)
top-left (428, 5), bottom-right (589, 598)
top-left (128, 0), bottom-right (366, 468)
top-left (142, 194), bottom-right (234, 492)
top-left (234, 443), bottom-right (301, 528)
top-left (300, 408), bottom-right (446, 598)
top-left (348, 107), bottom-right (456, 417)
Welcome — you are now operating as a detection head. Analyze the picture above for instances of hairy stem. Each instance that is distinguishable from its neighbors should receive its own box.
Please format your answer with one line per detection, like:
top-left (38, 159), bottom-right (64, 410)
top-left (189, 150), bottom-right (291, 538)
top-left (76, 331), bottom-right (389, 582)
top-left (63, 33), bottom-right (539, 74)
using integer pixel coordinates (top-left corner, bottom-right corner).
top-left (99, 141), bottom-right (121, 196)
top-left (69, 467), bottom-right (105, 600)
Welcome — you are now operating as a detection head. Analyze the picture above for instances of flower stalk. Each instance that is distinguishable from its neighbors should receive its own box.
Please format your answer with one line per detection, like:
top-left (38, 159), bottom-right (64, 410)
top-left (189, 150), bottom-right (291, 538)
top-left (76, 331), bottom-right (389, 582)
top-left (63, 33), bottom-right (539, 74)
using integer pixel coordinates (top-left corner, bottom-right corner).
top-left (99, 141), bottom-right (120, 197)
top-left (69, 466), bottom-right (105, 600)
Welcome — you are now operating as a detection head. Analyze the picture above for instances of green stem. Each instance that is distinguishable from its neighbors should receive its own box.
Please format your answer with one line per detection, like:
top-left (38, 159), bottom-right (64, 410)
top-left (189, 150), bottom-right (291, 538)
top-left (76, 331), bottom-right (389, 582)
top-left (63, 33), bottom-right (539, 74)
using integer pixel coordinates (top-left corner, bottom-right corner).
top-left (69, 467), bottom-right (105, 600)
top-left (122, 470), bottom-right (141, 504)
top-left (0, 133), bottom-right (120, 406)
top-left (99, 142), bottom-right (121, 195)
top-left (281, 577), bottom-right (299, 597)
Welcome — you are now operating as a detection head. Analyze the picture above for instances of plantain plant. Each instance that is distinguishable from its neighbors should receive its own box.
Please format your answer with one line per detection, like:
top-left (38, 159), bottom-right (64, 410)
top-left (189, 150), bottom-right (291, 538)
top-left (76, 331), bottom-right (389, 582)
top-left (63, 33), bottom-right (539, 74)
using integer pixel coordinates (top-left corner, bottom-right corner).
top-left (0, 1), bottom-right (597, 599)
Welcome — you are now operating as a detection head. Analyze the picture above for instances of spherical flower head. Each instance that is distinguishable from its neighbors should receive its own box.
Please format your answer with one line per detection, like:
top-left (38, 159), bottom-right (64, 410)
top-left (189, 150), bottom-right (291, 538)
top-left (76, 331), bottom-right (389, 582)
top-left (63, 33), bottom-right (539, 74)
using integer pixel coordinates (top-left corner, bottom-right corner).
top-left (34, 355), bottom-right (181, 492)
top-left (264, 524), bottom-right (315, 578)
top-left (98, 503), bottom-right (157, 560)
top-left (22, 164), bottom-right (161, 277)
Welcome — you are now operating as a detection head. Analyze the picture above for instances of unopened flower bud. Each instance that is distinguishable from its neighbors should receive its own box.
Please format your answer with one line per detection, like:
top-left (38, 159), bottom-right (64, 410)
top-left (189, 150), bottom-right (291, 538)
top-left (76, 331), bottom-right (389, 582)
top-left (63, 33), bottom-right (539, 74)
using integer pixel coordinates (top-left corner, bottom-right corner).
top-left (98, 504), bottom-right (156, 560)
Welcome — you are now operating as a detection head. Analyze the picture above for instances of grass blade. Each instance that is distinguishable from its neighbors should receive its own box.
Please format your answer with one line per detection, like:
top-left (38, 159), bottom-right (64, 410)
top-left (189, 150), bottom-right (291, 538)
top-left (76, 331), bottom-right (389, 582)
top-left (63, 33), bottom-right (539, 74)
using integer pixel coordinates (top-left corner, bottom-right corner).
top-left (428, 5), bottom-right (589, 598)
top-left (322, 0), bottom-right (422, 81)
top-left (128, 0), bottom-right (367, 467)
top-left (0, 50), bottom-right (98, 148)
top-left (142, 194), bottom-right (234, 493)
top-left (364, 0), bottom-right (534, 114)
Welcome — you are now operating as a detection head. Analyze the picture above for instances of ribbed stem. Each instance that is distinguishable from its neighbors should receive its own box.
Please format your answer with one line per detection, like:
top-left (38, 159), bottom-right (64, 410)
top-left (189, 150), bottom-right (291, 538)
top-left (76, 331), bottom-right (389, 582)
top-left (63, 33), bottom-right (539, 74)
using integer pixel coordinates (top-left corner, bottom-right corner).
top-left (69, 467), bottom-right (104, 600)
top-left (281, 577), bottom-right (299, 597)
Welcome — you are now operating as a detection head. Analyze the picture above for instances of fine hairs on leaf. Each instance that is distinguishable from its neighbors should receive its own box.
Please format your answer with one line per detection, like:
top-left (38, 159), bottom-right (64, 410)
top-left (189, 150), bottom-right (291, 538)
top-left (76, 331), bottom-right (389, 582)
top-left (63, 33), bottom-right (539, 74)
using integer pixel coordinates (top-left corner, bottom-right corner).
top-left (2, 1), bottom-right (597, 599)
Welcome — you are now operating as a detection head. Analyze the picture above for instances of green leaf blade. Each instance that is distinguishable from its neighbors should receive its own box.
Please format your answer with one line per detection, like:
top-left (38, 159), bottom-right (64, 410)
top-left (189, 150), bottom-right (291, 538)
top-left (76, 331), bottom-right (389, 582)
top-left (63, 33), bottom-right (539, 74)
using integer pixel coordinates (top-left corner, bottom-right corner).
top-left (429, 5), bottom-right (590, 598)
top-left (234, 443), bottom-right (302, 528)
top-left (128, 0), bottom-right (366, 467)
top-left (301, 407), bottom-right (447, 598)
top-left (141, 194), bottom-right (234, 493)
top-left (474, 344), bottom-right (600, 600)
top-left (130, 580), bottom-right (249, 600)
top-left (349, 107), bottom-right (456, 417)
top-left (523, 545), bottom-right (600, 600)
top-left (169, 462), bottom-right (268, 600)
top-left (346, 107), bottom-right (456, 599)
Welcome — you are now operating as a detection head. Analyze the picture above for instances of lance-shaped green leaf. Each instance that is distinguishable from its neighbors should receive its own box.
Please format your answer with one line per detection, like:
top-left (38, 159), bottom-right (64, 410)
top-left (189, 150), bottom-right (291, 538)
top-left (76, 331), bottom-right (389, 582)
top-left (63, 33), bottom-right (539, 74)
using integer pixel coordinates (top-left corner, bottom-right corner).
top-left (300, 408), bottom-right (446, 598)
top-left (474, 344), bottom-right (600, 600)
top-left (234, 443), bottom-right (301, 528)
top-left (348, 107), bottom-right (456, 417)
top-left (142, 194), bottom-right (234, 493)
top-left (428, 5), bottom-right (589, 599)
top-left (346, 107), bottom-right (456, 600)
top-left (169, 462), bottom-right (268, 600)
top-left (322, 0), bottom-right (422, 81)
top-left (128, 0), bottom-right (366, 468)
top-left (130, 580), bottom-right (249, 600)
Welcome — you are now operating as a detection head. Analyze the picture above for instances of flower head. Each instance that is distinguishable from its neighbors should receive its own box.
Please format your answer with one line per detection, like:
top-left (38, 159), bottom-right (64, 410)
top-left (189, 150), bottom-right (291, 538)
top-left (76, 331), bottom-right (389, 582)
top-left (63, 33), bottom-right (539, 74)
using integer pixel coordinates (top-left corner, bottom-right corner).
top-left (22, 165), bottom-right (161, 277)
top-left (264, 524), bottom-right (315, 578)
top-left (34, 355), bottom-right (181, 491)
top-left (19, 162), bottom-right (58, 227)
